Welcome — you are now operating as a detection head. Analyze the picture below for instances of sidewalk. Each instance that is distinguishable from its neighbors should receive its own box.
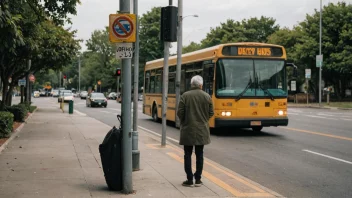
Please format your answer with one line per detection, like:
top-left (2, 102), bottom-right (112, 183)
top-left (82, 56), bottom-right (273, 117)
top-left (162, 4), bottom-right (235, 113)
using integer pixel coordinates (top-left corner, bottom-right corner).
top-left (0, 105), bottom-right (283, 198)
top-left (288, 103), bottom-right (352, 110)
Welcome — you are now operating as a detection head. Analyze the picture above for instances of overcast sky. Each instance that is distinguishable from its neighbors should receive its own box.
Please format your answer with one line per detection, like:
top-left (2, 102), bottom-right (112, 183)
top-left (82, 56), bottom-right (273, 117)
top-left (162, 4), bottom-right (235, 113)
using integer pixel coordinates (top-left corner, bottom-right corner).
top-left (67, 0), bottom-right (351, 53)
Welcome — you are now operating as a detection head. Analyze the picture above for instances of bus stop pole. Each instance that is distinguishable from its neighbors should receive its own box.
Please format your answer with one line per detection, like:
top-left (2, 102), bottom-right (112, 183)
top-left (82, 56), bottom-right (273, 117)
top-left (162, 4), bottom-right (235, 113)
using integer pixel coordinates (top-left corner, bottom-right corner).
top-left (132, 0), bottom-right (140, 171)
top-left (175, 0), bottom-right (183, 128)
top-left (120, 0), bottom-right (133, 193)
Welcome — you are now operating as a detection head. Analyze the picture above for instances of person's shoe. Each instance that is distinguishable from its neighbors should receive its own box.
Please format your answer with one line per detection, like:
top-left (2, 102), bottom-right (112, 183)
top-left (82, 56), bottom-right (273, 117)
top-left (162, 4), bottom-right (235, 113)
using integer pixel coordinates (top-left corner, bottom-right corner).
top-left (195, 180), bottom-right (203, 187)
top-left (182, 180), bottom-right (193, 187)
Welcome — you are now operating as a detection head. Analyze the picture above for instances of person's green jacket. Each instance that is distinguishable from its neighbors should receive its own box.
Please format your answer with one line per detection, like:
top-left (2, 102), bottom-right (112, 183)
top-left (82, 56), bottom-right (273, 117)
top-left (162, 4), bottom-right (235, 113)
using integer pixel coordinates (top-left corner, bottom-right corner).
top-left (177, 87), bottom-right (214, 146)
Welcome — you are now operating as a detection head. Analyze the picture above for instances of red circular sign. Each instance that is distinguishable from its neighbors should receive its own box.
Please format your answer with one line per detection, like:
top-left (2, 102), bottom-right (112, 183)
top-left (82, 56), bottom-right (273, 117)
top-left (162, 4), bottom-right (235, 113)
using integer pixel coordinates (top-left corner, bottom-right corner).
top-left (29, 74), bottom-right (35, 82)
top-left (112, 16), bottom-right (134, 39)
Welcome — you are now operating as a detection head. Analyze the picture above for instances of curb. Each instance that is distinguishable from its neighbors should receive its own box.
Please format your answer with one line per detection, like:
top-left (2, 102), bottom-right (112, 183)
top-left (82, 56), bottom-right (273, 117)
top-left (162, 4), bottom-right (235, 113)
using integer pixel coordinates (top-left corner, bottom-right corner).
top-left (0, 107), bottom-right (38, 154)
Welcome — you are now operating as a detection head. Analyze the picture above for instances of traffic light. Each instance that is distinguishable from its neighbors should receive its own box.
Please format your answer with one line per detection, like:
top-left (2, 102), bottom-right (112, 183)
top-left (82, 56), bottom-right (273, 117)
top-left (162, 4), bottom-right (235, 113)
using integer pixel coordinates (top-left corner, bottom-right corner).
top-left (63, 75), bottom-right (67, 79)
top-left (160, 6), bottom-right (178, 42)
top-left (116, 68), bottom-right (121, 76)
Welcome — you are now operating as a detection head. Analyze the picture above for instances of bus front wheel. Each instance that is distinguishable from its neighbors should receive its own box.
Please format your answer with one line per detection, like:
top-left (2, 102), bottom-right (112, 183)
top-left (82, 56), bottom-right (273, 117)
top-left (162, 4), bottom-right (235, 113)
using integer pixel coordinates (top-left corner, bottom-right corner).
top-left (152, 106), bottom-right (159, 122)
top-left (252, 126), bottom-right (263, 132)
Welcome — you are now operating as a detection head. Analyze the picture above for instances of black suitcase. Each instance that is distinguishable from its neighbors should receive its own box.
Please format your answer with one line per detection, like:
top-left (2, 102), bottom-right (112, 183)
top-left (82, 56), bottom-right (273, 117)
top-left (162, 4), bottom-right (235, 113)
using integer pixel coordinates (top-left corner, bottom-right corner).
top-left (99, 117), bottom-right (123, 191)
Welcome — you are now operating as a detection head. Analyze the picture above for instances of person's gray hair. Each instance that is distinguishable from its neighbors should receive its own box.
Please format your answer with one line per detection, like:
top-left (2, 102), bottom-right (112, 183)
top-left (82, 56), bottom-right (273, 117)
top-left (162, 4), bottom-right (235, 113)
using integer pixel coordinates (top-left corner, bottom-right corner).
top-left (191, 75), bottom-right (203, 87)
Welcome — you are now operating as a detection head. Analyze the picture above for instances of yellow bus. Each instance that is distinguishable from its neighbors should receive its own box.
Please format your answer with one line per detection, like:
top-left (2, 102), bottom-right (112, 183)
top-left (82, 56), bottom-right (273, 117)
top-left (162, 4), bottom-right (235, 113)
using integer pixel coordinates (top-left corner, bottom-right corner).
top-left (143, 42), bottom-right (296, 132)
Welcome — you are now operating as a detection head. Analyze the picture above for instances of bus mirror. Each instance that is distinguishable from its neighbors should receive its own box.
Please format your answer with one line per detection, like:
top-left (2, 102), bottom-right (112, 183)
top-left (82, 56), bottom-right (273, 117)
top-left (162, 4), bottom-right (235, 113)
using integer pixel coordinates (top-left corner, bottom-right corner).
top-left (286, 63), bottom-right (298, 78)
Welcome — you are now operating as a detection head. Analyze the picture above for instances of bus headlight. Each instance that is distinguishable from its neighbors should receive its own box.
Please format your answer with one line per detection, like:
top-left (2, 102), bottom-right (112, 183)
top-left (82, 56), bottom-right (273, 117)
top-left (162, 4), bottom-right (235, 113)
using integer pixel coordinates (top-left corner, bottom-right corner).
top-left (278, 110), bottom-right (284, 116)
top-left (221, 111), bottom-right (232, 116)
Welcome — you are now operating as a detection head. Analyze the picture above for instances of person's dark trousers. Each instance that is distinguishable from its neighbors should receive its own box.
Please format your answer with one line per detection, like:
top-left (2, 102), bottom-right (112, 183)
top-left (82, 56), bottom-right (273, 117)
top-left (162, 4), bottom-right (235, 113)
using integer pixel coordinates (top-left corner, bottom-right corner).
top-left (184, 145), bottom-right (204, 181)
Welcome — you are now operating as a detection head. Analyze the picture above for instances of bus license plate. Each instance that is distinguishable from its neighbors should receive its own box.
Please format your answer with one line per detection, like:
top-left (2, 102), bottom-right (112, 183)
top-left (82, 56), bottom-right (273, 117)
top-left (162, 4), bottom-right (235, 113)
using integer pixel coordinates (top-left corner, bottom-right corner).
top-left (250, 121), bottom-right (261, 126)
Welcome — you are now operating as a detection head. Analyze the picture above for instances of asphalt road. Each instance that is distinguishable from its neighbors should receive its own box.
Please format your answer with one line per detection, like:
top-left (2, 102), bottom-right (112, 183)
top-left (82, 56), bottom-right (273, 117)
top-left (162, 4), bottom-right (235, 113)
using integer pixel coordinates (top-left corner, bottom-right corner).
top-left (32, 97), bottom-right (352, 198)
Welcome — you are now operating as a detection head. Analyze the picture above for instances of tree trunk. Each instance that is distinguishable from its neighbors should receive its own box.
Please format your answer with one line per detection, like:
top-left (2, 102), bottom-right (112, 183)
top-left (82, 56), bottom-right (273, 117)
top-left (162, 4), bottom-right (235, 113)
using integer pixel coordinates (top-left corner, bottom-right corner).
top-left (0, 80), bottom-right (9, 110)
top-left (6, 84), bottom-right (14, 106)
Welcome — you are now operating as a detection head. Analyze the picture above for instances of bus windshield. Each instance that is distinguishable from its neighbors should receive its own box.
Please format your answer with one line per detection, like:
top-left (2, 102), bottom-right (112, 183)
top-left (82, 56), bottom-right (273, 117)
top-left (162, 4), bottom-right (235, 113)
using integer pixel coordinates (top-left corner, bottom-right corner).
top-left (216, 59), bottom-right (287, 98)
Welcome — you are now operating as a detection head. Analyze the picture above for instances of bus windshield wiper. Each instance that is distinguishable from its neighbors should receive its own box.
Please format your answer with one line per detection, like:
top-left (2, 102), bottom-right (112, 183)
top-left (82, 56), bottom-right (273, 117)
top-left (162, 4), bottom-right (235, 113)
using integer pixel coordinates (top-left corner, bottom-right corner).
top-left (235, 78), bottom-right (253, 101)
top-left (258, 84), bottom-right (275, 101)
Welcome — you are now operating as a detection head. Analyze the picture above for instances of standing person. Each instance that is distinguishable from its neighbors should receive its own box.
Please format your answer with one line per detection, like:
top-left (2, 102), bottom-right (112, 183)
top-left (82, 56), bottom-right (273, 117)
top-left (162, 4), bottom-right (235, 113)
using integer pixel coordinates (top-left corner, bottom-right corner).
top-left (177, 75), bottom-right (214, 187)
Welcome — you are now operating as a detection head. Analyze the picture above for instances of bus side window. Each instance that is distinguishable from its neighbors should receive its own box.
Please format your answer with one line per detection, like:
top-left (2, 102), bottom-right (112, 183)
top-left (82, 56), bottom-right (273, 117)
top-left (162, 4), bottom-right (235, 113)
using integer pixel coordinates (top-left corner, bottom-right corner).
top-left (203, 63), bottom-right (214, 95)
top-left (150, 70), bottom-right (156, 93)
top-left (145, 71), bottom-right (150, 93)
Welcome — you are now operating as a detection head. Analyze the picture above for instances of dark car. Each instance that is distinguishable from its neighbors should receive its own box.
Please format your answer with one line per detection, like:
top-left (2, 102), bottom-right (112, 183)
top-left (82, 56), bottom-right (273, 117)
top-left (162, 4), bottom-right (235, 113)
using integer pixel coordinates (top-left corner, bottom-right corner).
top-left (86, 92), bottom-right (107, 108)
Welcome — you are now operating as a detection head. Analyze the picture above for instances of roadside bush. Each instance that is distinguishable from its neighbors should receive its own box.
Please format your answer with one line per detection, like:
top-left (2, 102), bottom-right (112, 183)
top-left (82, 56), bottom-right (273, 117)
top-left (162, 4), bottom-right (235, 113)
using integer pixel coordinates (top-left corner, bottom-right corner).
top-left (5, 105), bottom-right (28, 122)
top-left (20, 102), bottom-right (32, 111)
top-left (0, 111), bottom-right (14, 138)
top-left (29, 106), bottom-right (37, 113)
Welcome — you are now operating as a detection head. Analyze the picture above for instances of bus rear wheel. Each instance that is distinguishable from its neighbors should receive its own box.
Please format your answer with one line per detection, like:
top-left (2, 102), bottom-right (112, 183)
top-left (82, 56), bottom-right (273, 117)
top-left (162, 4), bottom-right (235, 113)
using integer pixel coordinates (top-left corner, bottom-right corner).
top-left (252, 126), bottom-right (263, 132)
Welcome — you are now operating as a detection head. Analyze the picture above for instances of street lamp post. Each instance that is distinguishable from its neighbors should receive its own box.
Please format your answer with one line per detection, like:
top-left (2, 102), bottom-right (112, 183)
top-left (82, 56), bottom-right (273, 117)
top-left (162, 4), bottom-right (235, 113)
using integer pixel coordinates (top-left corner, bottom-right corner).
top-left (175, 0), bottom-right (198, 128)
top-left (319, 0), bottom-right (322, 106)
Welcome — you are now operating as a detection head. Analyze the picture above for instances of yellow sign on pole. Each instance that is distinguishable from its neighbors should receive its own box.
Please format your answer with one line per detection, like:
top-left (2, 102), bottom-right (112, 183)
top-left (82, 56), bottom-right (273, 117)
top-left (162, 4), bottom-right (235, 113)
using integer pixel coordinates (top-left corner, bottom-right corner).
top-left (109, 14), bottom-right (136, 43)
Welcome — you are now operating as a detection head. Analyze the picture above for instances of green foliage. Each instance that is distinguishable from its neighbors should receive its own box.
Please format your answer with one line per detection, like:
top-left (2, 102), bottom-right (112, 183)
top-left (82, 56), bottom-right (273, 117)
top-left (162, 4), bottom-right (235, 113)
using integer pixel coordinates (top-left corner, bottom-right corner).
top-left (5, 104), bottom-right (27, 122)
top-left (139, 7), bottom-right (164, 62)
top-left (0, 111), bottom-right (14, 138)
top-left (0, 0), bottom-right (80, 109)
top-left (200, 16), bottom-right (279, 48)
top-left (29, 106), bottom-right (37, 113)
top-left (183, 42), bottom-right (202, 54)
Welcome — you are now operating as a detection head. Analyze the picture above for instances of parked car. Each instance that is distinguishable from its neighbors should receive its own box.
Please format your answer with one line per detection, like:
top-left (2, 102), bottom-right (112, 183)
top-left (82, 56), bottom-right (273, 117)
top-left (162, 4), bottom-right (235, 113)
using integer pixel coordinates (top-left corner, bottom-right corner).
top-left (86, 92), bottom-right (107, 108)
top-left (62, 92), bottom-right (74, 102)
top-left (33, 91), bottom-right (40, 98)
top-left (108, 92), bottom-right (117, 100)
top-left (80, 91), bottom-right (88, 99)
top-left (52, 90), bottom-right (59, 97)
top-left (58, 90), bottom-right (72, 102)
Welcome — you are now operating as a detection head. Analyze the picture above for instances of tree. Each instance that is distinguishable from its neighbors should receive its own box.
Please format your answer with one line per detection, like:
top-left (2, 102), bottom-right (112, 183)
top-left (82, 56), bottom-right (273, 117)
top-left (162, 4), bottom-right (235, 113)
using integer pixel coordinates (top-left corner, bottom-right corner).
top-left (182, 42), bottom-right (202, 54)
top-left (200, 16), bottom-right (279, 48)
top-left (82, 28), bottom-right (119, 92)
top-left (293, 2), bottom-right (352, 99)
top-left (0, 1), bottom-right (80, 109)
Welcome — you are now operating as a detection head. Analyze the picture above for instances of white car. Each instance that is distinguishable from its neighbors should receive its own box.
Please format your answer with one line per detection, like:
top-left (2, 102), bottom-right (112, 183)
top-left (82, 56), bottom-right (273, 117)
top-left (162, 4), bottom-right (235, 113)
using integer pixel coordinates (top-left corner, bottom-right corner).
top-left (63, 92), bottom-right (74, 102)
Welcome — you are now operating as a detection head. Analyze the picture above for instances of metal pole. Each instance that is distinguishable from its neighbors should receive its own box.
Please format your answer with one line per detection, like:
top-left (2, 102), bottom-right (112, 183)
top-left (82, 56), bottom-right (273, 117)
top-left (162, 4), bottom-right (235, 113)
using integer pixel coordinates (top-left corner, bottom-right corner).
top-left (306, 78), bottom-right (309, 105)
top-left (79, 56), bottom-right (81, 92)
top-left (175, 0), bottom-right (183, 128)
top-left (132, 0), bottom-right (140, 171)
top-left (26, 60), bottom-right (31, 103)
top-left (120, 0), bottom-right (133, 193)
top-left (161, 0), bottom-right (172, 146)
top-left (59, 72), bottom-right (61, 88)
top-left (319, 0), bottom-right (322, 106)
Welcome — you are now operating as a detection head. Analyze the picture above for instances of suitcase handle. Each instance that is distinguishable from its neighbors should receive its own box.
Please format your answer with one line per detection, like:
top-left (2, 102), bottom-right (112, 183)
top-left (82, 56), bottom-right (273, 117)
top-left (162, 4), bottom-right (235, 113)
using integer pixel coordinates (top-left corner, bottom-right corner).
top-left (116, 115), bottom-right (122, 129)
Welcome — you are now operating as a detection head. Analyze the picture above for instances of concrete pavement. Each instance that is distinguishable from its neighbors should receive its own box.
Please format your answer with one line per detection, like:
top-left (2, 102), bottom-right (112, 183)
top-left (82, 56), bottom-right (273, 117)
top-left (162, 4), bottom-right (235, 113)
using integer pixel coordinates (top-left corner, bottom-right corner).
top-left (0, 101), bottom-right (283, 198)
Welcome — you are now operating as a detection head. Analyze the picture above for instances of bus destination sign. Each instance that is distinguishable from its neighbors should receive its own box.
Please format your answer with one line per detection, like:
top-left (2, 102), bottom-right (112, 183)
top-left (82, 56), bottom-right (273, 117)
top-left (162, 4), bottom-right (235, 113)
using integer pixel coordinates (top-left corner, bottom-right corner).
top-left (222, 46), bottom-right (283, 57)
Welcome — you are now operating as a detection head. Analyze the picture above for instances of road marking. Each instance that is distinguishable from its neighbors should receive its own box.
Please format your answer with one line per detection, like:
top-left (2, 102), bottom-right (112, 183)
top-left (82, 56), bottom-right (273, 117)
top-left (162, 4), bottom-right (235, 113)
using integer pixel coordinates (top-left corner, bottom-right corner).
top-left (137, 126), bottom-right (179, 143)
top-left (109, 108), bottom-right (121, 112)
top-left (100, 110), bottom-right (113, 114)
top-left (303, 150), bottom-right (352, 165)
top-left (281, 127), bottom-right (352, 141)
top-left (73, 110), bottom-right (86, 116)
top-left (288, 113), bottom-right (299, 115)
top-left (305, 115), bottom-right (338, 120)
top-left (341, 118), bottom-right (352, 121)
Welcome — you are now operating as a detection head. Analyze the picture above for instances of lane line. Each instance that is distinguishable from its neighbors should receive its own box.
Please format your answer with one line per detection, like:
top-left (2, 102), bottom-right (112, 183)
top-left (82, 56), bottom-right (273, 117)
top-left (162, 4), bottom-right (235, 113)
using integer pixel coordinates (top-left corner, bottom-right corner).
top-left (100, 110), bottom-right (113, 114)
top-left (74, 110), bottom-right (86, 116)
top-left (341, 118), bottom-right (352, 121)
top-left (281, 127), bottom-right (352, 141)
top-left (287, 113), bottom-right (299, 115)
top-left (138, 126), bottom-right (179, 143)
top-left (305, 115), bottom-right (338, 120)
top-left (303, 150), bottom-right (352, 165)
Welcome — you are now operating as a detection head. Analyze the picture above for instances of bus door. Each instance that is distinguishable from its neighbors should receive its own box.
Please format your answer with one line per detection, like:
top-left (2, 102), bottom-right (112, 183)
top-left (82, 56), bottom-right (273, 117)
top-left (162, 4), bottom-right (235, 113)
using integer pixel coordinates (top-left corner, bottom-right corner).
top-left (203, 61), bottom-right (214, 96)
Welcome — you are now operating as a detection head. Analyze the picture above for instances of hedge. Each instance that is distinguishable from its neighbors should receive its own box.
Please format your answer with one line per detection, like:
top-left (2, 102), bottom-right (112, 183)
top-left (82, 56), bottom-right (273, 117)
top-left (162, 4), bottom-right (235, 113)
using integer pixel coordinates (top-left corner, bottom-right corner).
top-left (0, 111), bottom-right (14, 138)
top-left (5, 105), bottom-right (28, 122)
top-left (29, 106), bottom-right (37, 113)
